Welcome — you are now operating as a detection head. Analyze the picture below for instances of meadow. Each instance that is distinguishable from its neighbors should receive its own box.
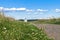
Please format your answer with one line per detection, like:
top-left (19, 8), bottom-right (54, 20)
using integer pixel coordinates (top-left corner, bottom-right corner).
top-left (0, 14), bottom-right (53, 40)
top-left (28, 18), bottom-right (60, 24)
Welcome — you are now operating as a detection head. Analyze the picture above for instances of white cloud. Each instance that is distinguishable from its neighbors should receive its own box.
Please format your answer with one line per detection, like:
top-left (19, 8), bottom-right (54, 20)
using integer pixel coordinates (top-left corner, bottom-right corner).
top-left (4, 8), bottom-right (26, 11)
top-left (33, 9), bottom-right (48, 14)
top-left (0, 7), bottom-right (4, 10)
top-left (4, 8), bottom-right (10, 10)
top-left (4, 8), bottom-right (17, 10)
top-left (10, 8), bottom-right (17, 10)
top-left (16, 8), bottom-right (26, 10)
top-left (37, 9), bottom-right (48, 12)
top-left (26, 9), bottom-right (33, 12)
top-left (26, 9), bottom-right (34, 14)
top-left (55, 9), bottom-right (60, 12)
top-left (26, 9), bottom-right (48, 14)
top-left (0, 7), bottom-right (48, 13)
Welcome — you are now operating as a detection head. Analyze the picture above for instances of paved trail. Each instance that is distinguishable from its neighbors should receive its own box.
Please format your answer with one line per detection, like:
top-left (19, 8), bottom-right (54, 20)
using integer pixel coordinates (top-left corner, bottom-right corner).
top-left (33, 24), bottom-right (60, 40)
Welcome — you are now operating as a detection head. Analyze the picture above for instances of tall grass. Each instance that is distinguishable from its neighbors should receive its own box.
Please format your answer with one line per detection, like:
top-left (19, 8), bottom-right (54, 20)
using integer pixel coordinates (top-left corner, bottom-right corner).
top-left (0, 14), bottom-right (53, 40)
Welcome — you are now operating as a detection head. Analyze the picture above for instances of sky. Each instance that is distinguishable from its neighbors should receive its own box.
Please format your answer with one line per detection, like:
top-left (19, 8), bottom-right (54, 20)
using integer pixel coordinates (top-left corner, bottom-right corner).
top-left (0, 0), bottom-right (60, 19)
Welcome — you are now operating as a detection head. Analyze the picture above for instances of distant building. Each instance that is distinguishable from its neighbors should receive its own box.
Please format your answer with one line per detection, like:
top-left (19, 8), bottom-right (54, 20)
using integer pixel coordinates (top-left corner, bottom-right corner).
top-left (24, 17), bottom-right (27, 22)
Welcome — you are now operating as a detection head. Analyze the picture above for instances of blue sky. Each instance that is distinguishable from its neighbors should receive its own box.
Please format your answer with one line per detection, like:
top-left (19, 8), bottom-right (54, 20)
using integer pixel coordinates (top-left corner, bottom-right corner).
top-left (0, 0), bottom-right (60, 19)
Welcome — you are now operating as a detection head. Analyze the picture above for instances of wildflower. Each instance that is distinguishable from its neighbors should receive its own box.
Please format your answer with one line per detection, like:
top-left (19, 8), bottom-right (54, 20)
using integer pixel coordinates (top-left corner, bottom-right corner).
top-left (35, 33), bottom-right (38, 35)
top-left (3, 27), bottom-right (6, 30)
top-left (32, 32), bottom-right (35, 34)
top-left (3, 30), bottom-right (7, 33)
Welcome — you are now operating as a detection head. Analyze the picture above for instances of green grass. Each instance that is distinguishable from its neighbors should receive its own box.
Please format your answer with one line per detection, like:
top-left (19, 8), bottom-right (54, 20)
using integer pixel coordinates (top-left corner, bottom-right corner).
top-left (30, 18), bottom-right (60, 24)
top-left (0, 14), bottom-right (53, 40)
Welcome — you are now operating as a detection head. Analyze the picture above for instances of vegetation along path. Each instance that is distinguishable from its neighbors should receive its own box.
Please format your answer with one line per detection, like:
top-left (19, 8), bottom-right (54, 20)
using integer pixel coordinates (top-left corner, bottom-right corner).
top-left (33, 24), bottom-right (60, 40)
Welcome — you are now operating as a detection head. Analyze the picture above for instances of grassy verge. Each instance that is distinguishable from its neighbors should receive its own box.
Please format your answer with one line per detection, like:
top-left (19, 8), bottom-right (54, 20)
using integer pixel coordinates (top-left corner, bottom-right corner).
top-left (0, 15), bottom-right (53, 40)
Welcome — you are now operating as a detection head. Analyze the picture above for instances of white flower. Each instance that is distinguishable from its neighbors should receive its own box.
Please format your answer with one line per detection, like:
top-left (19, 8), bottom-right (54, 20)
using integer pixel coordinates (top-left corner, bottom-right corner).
top-left (3, 27), bottom-right (6, 30)
top-left (32, 32), bottom-right (35, 34)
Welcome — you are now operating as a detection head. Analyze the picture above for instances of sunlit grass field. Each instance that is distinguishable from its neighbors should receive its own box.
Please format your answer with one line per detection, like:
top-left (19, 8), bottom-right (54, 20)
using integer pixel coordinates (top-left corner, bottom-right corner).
top-left (29, 18), bottom-right (60, 24)
top-left (0, 14), bottom-right (53, 40)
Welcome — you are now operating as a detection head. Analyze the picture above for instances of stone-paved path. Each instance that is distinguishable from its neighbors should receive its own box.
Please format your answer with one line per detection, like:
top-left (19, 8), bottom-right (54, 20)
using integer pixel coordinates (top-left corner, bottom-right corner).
top-left (33, 24), bottom-right (60, 40)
